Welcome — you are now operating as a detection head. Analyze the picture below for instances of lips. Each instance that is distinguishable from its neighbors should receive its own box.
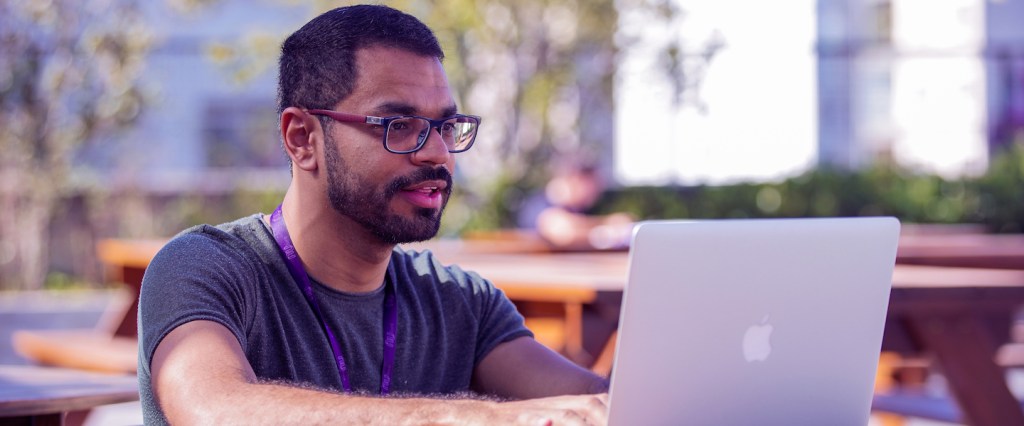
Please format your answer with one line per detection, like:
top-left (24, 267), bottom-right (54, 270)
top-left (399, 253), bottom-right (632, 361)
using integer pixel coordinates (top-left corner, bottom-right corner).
top-left (403, 179), bottom-right (448, 194)
top-left (398, 179), bottom-right (447, 209)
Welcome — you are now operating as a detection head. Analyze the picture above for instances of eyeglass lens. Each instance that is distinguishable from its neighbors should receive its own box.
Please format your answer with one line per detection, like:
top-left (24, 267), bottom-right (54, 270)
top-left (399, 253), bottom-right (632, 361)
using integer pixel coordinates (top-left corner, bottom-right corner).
top-left (385, 117), bottom-right (477, 153)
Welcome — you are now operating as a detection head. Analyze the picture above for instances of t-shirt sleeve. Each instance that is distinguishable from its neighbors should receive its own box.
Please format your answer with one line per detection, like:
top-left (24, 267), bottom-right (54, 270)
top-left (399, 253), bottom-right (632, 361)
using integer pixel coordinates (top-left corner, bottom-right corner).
top-left (467, 270), bottom-right (534, 363)
top-left (405, 251), bottom-right (533, 364)
top-left (138, 228), bottom-right (256, 374)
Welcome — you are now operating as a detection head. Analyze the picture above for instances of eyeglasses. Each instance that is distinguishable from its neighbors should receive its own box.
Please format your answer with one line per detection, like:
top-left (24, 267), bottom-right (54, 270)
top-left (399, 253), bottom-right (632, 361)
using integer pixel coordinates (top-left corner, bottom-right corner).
top-left (307, 109), bottom-right (481, 154)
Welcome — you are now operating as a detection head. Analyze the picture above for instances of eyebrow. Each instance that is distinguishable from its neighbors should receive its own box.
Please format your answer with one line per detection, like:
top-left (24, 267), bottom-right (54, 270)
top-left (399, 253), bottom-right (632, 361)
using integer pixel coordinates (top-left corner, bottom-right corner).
top-left (373, 102), bottom-right (459, 118)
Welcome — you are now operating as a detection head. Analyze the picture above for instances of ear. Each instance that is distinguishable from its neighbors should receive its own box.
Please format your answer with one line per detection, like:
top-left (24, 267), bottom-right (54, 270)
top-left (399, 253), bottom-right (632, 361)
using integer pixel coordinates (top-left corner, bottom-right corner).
top-left (280, 107), bottom-right (320, 172)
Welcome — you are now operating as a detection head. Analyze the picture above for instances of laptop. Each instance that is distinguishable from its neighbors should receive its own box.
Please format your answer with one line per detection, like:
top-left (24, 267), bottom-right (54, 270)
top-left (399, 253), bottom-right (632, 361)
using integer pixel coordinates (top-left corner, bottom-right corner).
top-left (606, 217), bottom-right (900, 426)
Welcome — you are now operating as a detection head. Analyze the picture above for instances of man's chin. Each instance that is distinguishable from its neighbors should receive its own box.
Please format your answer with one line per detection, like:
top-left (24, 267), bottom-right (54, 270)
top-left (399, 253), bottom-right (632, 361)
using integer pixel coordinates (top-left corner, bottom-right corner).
top-left (404, 216), bottom-right (443, 243)
top-left (370, 214), bottom-right (442, 245)
top-left (376, 229), bottom-right (440, 245)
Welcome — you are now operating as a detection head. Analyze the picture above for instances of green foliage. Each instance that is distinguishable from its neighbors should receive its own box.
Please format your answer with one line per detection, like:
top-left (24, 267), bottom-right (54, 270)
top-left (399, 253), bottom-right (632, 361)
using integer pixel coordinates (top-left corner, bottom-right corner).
top-left (43, 271), bottom-right (88, 291)
top-left (975, 140), bottom-right (1024, 232)
top-left (582, 145), bottom-right (1024, 233)
top-left (157, 188), bottom-right (287, 234)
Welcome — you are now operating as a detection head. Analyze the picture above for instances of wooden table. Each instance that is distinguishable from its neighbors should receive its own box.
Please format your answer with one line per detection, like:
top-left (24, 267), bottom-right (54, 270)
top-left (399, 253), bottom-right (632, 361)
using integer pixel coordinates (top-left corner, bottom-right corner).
top-left (0, 365), bottom-right (138, 425)
top-left (896, 233), bottom-right (1024, 270)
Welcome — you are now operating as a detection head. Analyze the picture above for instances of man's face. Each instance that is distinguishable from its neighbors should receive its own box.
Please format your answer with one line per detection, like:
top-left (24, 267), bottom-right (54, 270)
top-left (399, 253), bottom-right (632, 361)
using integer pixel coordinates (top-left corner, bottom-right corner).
top-left (322, 46), bottom-right (457, 245)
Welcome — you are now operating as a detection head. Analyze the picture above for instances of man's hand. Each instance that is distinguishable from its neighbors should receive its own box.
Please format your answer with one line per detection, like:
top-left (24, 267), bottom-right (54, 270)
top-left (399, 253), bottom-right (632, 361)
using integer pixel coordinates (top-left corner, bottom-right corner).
top-left (490, 393), bottom-right (609, 426)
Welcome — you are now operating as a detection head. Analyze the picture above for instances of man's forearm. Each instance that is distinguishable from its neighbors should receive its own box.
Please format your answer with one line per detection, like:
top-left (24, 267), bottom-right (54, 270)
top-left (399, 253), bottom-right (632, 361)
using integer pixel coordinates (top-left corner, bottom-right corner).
top-left (152, 322), bottom-right (607, 424)
top-left (163, 379), bottom-right (606, 425)
top-left (165, 379), bottom-right (495, 425)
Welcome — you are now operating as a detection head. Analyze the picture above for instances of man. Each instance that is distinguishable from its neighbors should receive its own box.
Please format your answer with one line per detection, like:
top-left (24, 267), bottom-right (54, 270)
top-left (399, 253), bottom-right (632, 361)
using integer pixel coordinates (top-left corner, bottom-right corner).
top-left (139, 4), bottom-right (609, 425)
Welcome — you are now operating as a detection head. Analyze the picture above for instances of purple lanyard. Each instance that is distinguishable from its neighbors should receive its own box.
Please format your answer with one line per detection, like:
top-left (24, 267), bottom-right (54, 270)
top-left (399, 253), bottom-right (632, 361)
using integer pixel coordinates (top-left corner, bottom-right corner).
top-left (269, 205), bottom-right (398, 395)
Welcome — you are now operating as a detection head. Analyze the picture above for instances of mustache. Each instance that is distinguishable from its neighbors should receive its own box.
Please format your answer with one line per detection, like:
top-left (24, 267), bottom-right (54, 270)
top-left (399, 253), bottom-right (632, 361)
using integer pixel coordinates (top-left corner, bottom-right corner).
top-left (384, 167), bottom-right (453, 198)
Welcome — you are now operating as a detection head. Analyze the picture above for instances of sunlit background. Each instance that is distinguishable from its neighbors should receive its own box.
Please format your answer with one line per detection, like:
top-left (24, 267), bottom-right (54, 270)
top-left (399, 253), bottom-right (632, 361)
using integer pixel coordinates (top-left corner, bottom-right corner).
top-left (618, 0), bottom-right (1016, 183)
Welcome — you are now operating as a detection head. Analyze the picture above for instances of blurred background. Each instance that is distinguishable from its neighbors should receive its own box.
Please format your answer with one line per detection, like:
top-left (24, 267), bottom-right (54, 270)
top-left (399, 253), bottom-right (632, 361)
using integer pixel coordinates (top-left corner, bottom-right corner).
top-left (1, 0), bottom-right (1022, 289)
top-left (1, 1), bottom-right (1022, 424)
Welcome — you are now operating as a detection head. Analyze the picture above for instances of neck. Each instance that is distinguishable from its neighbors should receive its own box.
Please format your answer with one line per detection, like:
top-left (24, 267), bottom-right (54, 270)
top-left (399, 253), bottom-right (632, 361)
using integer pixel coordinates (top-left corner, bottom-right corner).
top-left (273, 189), bottom-right (394, 294)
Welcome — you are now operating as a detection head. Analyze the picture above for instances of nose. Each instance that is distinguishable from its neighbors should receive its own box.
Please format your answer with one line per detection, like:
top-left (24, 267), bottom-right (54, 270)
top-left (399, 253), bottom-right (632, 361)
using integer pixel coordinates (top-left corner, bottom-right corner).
top-left (410, 124), bottom-right (451, 166)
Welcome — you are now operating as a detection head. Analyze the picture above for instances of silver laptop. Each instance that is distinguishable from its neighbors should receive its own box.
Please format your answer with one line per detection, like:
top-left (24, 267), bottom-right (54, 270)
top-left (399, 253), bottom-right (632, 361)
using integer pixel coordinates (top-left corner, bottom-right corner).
top-left (607, 217), bottom-right (900, 426)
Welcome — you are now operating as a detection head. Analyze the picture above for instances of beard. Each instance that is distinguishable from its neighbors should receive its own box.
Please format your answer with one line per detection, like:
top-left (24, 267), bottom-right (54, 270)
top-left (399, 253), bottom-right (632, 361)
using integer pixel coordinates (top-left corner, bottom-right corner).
top-left (324, 135), bottom-right (452, 245)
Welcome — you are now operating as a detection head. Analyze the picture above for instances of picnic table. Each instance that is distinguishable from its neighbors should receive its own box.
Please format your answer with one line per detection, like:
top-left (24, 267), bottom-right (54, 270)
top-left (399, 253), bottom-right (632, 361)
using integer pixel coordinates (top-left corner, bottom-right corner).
top-left (896, 232), bottom-right (1024, 269)
top-left (0, 365), bottom-right (138, 425)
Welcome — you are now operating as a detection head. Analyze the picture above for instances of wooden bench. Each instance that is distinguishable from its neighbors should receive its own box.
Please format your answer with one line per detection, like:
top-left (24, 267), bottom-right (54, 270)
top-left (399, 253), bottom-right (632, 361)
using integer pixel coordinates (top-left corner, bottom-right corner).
top-left (872, 393), bottom-right (968, 423)
top-left (12, 330), bottom-right (137, 374)
top-left (10, 246), bottom-right (144, 375)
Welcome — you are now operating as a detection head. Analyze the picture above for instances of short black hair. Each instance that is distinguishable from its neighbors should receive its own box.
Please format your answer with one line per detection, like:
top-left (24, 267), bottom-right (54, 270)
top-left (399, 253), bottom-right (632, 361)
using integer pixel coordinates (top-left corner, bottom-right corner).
top-left (276, 5), bottom-right (444, 114)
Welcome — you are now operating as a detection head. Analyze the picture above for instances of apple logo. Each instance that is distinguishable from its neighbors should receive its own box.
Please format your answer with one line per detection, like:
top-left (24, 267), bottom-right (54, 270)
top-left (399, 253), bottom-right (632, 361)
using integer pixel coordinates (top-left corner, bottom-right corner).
top-left (743, 314), bottom-right (774, 362)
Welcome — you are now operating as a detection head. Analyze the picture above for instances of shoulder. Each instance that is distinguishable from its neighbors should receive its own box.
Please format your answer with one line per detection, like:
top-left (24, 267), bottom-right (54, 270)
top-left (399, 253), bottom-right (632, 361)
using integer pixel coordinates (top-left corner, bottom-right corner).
top-left (139, 214), bottom-right (277, 343)
top-left (147, 214), bottom-right (272, 279)
top-left (389, 246), bottom-right (497, 296)
top-left (162, 214), bottom-right (268, 256)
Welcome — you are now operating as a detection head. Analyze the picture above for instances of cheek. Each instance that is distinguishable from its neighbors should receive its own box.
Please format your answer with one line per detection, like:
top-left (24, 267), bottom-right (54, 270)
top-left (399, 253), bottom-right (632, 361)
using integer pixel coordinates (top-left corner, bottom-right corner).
top-left (349, 154), bottom-right (403, 188)
top-left (328, 134), bottom-right (380, 179)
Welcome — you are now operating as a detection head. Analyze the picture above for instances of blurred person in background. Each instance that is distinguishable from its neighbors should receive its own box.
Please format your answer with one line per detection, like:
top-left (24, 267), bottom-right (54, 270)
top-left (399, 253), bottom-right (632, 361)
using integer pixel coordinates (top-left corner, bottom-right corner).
top-left (518, 159), bottom-right (635, 251)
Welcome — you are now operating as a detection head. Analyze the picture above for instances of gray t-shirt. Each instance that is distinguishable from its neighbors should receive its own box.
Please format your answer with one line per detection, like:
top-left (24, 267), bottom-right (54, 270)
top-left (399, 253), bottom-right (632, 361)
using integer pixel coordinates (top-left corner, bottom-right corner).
top-left (138, 214), bottom-right (532, 424)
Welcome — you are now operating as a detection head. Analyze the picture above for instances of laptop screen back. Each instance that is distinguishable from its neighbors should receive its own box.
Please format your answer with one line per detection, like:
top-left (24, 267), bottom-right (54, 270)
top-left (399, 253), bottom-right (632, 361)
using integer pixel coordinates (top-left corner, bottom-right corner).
top-left (607, 217), bottom-right (900, 426)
